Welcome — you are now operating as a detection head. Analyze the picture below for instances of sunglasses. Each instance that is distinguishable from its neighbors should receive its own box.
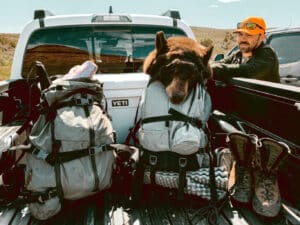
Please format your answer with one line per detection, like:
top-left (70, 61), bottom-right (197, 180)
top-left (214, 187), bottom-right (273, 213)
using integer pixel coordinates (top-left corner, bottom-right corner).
top-left (237, 22), bottom-right (264, 30)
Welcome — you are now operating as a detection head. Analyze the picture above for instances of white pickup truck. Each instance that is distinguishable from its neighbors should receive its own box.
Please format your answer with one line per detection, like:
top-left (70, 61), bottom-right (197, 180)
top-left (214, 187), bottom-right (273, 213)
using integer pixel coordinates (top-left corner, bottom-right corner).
top-left (1, 8), bottom-right (300, 225)
top-left (9, 8), bottom-right (195, 143)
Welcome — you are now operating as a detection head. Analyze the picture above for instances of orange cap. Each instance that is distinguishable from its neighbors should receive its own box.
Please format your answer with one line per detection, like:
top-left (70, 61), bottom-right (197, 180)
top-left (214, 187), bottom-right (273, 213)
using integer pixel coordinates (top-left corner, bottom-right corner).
top-left (234, 17), bottom-right (266, 35)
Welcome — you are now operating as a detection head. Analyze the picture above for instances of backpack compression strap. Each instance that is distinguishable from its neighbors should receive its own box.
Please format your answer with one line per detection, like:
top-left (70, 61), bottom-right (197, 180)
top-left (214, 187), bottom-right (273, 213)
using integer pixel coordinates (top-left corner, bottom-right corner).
top-left (23, 144), bottom-right (135, 166)
top-left (142, 108), bottom-right (203, 128)
top-left (1, 187), bottom-right (58, 211)
top-left (39, 88), bottom-right (102, 115)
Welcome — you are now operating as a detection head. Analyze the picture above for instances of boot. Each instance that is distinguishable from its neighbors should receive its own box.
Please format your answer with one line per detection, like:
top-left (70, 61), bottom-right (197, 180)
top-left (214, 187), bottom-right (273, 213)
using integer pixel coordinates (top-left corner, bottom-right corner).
top-left (227, 132), bottom-right (258, 204)
top-left (252, 138), bottom-right (290, 217)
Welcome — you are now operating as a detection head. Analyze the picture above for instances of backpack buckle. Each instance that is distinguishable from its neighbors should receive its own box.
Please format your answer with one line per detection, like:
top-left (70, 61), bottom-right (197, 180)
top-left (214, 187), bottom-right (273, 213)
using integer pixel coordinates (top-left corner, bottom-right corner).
top-left (74, 94), bottom-right (93, 106)
top-left (88, 147), bottom-right (95, 156)
top-left (38, 188), bottom-right (57, 203)
top-left (149, 155), bottom-right (157, 166)
top-left (179, 157), bottom-right (187, 168)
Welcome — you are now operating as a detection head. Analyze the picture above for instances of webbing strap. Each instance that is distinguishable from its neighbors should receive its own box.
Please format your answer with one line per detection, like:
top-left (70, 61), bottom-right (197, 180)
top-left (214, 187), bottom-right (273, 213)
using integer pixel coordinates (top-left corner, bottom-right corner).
top-left (2, 188), bottom-right (58, 210)
top-left (208, 151), bottom-right (218, 202)
top-left (142, 108), bottom-right (203, 128)
top-left (148, 154), bottom-right (157, 185)
top-left (206, 127), bottom-right (218, 203)
top-left (40, 88), bottom-right (101, 117)
top-left (51, 121), bottom-right (64, 201)
top-left (131, 161), bottom-right (145, 203)
top-left (177, 162), bottom-right (186, 200)
top-left (25, 145), bottom-right (113, 166)
top-left (40, 95), bottom-right (96, 114)
top-left (49, 88), bottom-right (101, 108)
top-left (84, 105), bottom-right (100, 192)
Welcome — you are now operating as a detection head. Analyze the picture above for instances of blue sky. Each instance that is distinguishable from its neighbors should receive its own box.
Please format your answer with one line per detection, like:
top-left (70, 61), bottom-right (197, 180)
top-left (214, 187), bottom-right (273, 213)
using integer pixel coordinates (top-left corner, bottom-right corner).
top-left (0, 0), bottom-right (299, 33)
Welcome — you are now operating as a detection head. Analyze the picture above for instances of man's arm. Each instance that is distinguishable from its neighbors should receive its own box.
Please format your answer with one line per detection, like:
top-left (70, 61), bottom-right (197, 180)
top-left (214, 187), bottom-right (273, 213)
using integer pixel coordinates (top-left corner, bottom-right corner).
top-left (210, 47), bottom-right (278, 82)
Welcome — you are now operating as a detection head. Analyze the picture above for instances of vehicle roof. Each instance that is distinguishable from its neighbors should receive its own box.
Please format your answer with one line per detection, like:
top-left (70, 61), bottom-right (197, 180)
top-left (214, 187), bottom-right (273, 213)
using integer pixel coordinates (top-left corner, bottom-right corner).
top-left (266, 27), bottom-right (300, 36)
top-left (24, 10), bottom-right (194, 38)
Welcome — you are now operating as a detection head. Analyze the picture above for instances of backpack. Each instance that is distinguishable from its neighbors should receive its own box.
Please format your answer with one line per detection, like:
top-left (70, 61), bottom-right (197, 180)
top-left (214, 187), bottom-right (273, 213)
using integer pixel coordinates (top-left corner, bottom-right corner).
top-left (132, 81), bottom-right (230, 202)
top-left (138, 81), bottom-right (210, 154)
top-left (25, 78), bottom-right (116, 220)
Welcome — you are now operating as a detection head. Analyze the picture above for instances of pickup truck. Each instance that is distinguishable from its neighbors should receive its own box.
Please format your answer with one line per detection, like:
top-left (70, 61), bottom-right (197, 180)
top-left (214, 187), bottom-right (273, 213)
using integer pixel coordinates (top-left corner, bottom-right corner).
top-left (0, 9), bottom-right (300, 225)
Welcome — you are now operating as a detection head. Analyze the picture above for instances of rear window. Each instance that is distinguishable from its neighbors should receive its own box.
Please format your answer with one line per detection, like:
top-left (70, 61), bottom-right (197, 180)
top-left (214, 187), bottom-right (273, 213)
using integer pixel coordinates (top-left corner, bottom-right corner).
top-left (268, 32), bottom-right (300, 64)
top-left (22, 25), bottom-right (186, 78)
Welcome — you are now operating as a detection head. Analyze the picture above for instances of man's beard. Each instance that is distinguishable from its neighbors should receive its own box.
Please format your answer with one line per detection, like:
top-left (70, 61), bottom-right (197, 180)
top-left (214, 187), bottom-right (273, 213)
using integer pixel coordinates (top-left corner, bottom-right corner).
top-left (239, 43), bottom-right (251, 53)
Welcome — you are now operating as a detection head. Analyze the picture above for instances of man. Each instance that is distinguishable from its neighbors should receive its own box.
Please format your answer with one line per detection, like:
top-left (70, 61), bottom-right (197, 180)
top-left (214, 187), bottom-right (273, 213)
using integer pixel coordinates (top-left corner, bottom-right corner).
top-left (210, 16), bottom-right (280, 83)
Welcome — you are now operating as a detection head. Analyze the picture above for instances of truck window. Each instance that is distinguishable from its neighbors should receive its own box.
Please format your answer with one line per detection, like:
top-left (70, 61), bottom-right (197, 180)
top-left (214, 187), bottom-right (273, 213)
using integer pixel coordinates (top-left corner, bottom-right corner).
top-left (22, 26), bottom-right (186, 78)
top-left (268, 32), bottom-right (300, 64)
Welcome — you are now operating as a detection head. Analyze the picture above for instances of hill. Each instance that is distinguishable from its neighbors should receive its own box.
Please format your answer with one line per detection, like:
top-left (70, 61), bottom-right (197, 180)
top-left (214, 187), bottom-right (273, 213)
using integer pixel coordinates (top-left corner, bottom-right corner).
top-left (192, 26), bottom-right (235, 57)
top-left (0, 33), bottom-right (18, 80)
top-left (0, 27), bottom-right (235, 80)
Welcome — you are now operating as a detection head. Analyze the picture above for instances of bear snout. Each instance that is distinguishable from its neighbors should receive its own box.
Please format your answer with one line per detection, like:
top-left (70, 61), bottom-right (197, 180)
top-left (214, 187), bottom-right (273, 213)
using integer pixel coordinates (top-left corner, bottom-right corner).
top-left (170, 92), bottom-right (187, 104)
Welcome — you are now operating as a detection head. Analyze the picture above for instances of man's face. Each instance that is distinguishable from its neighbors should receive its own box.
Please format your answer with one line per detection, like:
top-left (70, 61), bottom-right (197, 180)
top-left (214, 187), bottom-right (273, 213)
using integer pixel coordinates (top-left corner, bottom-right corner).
top-left (236, 32), bottom-right (265, 53)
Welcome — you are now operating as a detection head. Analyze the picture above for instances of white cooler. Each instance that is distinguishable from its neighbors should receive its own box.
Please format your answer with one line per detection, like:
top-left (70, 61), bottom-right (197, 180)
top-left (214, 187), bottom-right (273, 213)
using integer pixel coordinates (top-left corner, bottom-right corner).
top-left (96, 73), bottom-right (149, 143)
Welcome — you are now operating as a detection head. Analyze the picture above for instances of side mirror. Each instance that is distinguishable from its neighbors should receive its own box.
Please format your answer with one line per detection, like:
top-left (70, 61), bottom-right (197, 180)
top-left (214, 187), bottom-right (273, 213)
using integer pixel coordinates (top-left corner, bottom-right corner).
top-left (214, 53), bottom-right (224, 61)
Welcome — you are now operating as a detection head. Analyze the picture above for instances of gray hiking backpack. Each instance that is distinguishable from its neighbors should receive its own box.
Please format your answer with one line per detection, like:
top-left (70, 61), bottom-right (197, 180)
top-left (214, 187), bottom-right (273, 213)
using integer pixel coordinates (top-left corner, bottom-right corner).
top-left (132, 81), bottom-right (231, 202)
top-left (26, 78), bottom-right (115, 220)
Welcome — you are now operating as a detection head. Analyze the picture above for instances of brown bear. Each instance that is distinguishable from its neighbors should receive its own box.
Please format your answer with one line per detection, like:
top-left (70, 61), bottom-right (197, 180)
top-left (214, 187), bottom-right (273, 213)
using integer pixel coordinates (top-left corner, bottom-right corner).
top-left (133, 32), bottom-right (233, 203)
top-left (143, 31), bottom-right (213, 104)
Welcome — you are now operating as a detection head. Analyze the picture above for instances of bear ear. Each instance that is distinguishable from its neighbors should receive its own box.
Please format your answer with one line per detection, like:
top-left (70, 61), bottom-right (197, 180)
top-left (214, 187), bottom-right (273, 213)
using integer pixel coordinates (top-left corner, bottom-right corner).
top-left (155, 31), bottom-right (168, 55)
top-left (203, 45), bottom-right (213, 65)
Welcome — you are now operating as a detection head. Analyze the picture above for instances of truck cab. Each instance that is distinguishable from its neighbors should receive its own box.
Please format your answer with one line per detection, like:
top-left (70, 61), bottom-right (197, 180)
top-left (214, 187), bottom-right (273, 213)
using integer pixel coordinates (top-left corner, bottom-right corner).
top-left (8, 9), bottom-right (196, 143)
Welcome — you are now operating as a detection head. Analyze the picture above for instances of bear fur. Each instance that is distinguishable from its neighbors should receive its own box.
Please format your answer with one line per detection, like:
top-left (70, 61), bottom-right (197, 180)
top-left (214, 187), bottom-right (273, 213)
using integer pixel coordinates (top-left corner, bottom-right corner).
top-left (143, 31), bottom-right (213, 104)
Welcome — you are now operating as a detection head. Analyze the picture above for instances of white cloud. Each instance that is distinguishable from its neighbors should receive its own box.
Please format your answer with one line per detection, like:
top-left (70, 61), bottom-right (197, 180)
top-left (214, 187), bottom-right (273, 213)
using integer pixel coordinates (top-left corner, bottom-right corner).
top-left (209, 4), bottom-right (219, 7)
top-left (218, 0), bottom-right (240, 3)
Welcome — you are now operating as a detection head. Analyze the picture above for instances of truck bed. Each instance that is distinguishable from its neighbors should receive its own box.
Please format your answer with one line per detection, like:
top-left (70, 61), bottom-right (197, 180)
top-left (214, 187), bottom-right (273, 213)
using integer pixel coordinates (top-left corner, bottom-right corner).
top-left (0, 191), bottom-right (293, 225)
top-left (1, 125), bottom-right (300, 225)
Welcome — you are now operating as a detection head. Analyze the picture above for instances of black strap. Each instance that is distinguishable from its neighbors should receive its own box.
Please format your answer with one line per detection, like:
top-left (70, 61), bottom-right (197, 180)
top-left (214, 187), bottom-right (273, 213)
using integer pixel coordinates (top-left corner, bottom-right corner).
top-left (177, 157), bottom-right (187, 200)
top-left (140, 148), bottom-right (200, 172)
top-left (25, 144), bottom-right (117, 166)
top-left (142, 108), bottom-right (203, 129)
top-left (45, 146), bottom-right (108, 166)
top-left (131, 161), bottom-right (145, 203)
top-left (206, 126), bottom-right (218, 203)
top-left (1, 188), bottom-right (58, 210)
top-left (40, 88), bottom-right (101, 116)
top-left (169, 108), bottom-right (203, 128)
top-left (51, 121), bottom-right (64, 201)
top-left (142, 115), bottom-right (175, 124)
top-left (148, 154), bottom-right (158, 185)
top-left (208, 151), bottom-right (218, 202)
top-left (125, 96), bottom-right (141, 145)
top-left (83, 105), bottom-right (100, 192)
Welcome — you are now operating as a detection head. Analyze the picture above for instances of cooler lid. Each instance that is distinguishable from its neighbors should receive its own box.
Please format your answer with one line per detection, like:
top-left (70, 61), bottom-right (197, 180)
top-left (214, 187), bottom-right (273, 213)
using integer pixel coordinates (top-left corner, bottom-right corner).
top-left (95, 73), bottom-right (149, 90)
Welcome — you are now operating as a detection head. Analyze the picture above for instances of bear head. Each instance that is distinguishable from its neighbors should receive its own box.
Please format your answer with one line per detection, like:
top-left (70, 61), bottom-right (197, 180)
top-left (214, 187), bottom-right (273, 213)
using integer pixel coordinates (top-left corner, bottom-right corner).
top-left (143, 31), bottom-right (213, 104)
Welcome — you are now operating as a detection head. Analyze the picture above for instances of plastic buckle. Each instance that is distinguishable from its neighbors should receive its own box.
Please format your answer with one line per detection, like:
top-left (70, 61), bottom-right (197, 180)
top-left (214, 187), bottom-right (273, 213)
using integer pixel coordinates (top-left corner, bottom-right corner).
top-left (88, 98), bottom-right (93, 105)
top-left (75, 98), bottom-right (82, 105)
top-left (190, 117), bottom-right (201, 128)
top-left (47, 189), bottom-right (57, 199)
top-left (149, 155), bottom-right (157, 166)
top-left (37, 189), bottom-right (57, 203)
top-left (179, 157), bottom-right (187, 168)
top-left (89, 147), bottom-right (95, 156)
top-left (37, 194), bottom-right (46, 204)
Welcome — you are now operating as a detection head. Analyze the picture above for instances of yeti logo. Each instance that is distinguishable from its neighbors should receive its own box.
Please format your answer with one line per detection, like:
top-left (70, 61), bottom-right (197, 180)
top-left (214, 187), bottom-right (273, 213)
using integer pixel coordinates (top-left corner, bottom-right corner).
top-left (112, 99), bottom-right (129, 107)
